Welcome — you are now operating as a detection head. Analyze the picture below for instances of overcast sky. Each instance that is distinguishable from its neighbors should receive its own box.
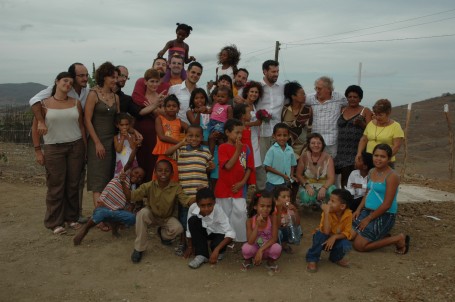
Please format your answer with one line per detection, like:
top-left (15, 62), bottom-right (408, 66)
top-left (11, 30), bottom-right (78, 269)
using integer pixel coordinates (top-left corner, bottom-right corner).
top-left (1, 0), bottom-right (454, 107)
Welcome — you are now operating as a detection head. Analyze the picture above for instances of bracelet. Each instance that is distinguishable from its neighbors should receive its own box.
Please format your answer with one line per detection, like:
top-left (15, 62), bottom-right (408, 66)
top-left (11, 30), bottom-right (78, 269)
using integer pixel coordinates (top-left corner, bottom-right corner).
top-left (34, 146), bottom-right (41, 150)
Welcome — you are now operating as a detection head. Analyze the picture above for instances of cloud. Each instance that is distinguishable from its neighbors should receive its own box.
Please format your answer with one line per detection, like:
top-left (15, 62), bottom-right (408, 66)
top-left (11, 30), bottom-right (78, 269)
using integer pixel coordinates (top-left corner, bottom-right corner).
top-left (19, 24), bottom-right (32, 31)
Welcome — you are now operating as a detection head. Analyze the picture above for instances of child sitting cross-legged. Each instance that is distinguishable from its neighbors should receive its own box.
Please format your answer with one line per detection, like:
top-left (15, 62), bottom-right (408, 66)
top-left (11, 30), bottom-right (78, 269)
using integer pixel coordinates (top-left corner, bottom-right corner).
top-left (306, 189), bottom-right (353, 272)
top-left (184, 188), bottom-right (236, 269)
top-left (73, 148), bottom-right (144, 246)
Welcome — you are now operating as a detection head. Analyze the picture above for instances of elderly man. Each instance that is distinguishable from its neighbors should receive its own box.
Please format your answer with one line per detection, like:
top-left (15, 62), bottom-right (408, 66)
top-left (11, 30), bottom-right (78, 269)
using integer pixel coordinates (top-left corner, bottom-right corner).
top-left (306, 76), bottom-right (347, 158)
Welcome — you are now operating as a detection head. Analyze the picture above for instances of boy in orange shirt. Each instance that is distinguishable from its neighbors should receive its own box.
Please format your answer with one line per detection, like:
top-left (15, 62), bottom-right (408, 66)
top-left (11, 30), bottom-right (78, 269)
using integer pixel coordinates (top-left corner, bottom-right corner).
top-left (306, 189), bottom-right (353, 272)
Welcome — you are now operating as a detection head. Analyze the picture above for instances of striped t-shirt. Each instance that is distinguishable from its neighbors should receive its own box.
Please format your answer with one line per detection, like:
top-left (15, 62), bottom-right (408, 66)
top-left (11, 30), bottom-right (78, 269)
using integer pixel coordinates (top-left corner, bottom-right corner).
top-left (98, 175), bottom-right (131, 211)
top-left (177, 145), bottom-right (212, 197)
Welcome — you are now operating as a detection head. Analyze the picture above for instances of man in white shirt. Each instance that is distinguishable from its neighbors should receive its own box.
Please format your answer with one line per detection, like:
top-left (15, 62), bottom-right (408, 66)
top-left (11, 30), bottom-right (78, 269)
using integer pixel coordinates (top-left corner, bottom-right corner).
top-left (255, 60), bottom-right (285, 190)
top-left (168, 61), bottom-right (203, 124)
top-left (306, 76), bottom-right (347, 158)
top-left (29, 63), bottom-right (90, 135)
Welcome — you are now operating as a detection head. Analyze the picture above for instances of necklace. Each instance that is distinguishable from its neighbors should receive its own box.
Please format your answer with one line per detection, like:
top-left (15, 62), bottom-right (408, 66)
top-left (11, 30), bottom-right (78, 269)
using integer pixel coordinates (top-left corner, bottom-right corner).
top-left (374, 121), bottom-right (388, 142)
top-left (97, 87), bottom-right (115, 111)
top-left (311, 152), bottom-right (321, 166)
top-left (53, 95), bottom-right (68, 102)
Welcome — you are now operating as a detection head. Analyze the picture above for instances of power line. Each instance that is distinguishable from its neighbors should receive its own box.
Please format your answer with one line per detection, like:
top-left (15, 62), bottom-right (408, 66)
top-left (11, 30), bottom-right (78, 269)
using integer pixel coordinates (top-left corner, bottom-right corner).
top-left (285, 8), bottom-right (455, 44)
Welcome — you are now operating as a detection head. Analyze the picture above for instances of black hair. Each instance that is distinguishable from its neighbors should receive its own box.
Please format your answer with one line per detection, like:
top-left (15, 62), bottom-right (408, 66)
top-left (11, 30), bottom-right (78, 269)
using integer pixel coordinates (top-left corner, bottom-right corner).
top-left (373, 143), bottom-right (393, 159)
top-left (213, 85), bottom-right (232, 99)
top-left (217, 44), bottom-right (241, 69)
top-left (155, 159), bottom-right (173, 173)
top-left (95, 61), bottom-right (117, 87)
top-left (345, 85), bottom-right (364, 100)
top-left (218, 74), bottom-right (233, 90)
top-left (187, 124), bottom-right (203, 134)
top-left (164, 94), bottom-right (180, 107)
top-left (67, 63), bottom-right (84, 79)
top-left (188, 61), bottom-right (203, 72)
top-left (196, 187), bottom-right (215, 202)
top-left (273, 122), bottom-right (290, 135)
top-left (359, 151), bottom-right (374, 170)
top-left (224, 118), bottom-right (243, 134)
top-left (176, 23), bottom-right (193, 36)
top-left (273, 185), bottom-right (291, 199)
top-left (189, 88), bottom-right (208, 109)
top-left (306, 133), bottom-right (326, 152)
top-left (233, 103), bottom-right (249, 120)
top-left (236, 68), bottom-right (249, 77)
top-left (242, 81), bottom-right (263, 103)
top-left (248, 190), bottom-right (275, 218)
top-left (284, 81), bottom-right (303, 104)
top-left (262, 59), bottom-right (279, 71)
top-left (331, 189), bottom-right (353, 206)
top-left (51, 72), bottom-right (73, 96)
top-left (153, 57), bottom-right (167, 64)
top-left (115, 112), bottom-right (133, 125)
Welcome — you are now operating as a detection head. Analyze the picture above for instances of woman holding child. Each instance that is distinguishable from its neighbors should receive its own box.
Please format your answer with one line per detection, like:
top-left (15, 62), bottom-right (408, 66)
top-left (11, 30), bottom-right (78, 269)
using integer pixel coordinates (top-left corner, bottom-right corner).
top-left (296, 133), bottom-right (336, 205)
top-left (32, 72), bottom-right (86, 234)
top-left (352, 144), bottom-right (410, 254)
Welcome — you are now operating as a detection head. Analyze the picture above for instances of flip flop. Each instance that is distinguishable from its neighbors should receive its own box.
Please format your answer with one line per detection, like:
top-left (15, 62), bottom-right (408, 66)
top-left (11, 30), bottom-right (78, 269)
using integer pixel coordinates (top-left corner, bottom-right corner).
top-left (306, 262), bottom-right (318, 273)
top-left (69, 222), bottom-right (82, 230)
top-left (241, 261), bottom-right (253, 272)
top-left (53, 226), bottom-right (67, 235)
top-left (97, 222), bottom-right (111, 232)
top-left (396, 235), bottom-right (410, 255)
top-left (266, 264), bottom-right (280, 273)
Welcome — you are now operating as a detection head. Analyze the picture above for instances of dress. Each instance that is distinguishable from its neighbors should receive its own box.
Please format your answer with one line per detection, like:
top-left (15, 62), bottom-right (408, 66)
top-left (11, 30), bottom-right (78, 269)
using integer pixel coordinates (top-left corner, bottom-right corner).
top-left (87, 93), bottom-right (117, 192)
top-left (335, 108), bottom-right (366, 170)
top-left (114, 133), bottom-right (138, 177)
top-left (281, 104), bottom-right (312, 158)
top-left (152, 115), bottom-right (183, 182)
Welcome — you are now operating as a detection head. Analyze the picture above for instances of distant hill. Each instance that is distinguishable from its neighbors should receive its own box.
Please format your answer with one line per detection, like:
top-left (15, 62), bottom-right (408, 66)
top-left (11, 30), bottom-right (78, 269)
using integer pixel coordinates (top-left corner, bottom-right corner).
top-left (0, 82), bottom-right (47, 105)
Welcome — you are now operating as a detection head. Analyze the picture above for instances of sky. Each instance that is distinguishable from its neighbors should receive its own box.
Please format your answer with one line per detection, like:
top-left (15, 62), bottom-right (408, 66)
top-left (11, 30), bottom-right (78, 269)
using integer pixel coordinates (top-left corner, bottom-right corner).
top-left (1, 0), bottom-right (455, 108)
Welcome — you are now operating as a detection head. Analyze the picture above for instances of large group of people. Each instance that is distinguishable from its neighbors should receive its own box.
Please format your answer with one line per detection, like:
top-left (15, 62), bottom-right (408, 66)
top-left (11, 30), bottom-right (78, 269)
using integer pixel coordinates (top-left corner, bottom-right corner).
top-left (29, 23), bottom-right (409, 272)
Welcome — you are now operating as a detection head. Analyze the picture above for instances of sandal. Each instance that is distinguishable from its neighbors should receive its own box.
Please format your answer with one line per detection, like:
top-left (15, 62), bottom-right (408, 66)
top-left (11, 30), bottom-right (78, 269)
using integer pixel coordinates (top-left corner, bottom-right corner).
top-left (69, 222), bottom-right (82, 230)
top-left (53, 226), bottom-right (67, 235)
top-left (97, 222), bottom-right (111, 232)
top-left (241, 260), bottom-right (253, 272)
top-left (396, 235), bottom-right (410, 255)
top-left (266, 263), bottom-right (280, 273)
top-left (282, 245), bottom-right (293, 254)
top-left (335, 258), bottom-right (350, 268)
top-left (306, 262), bottom-right (318, 273)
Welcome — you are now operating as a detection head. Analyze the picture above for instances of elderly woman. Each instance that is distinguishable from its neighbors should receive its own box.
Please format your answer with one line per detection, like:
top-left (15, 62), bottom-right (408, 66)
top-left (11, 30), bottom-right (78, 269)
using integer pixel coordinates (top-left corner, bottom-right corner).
top-left (335, 85), bottom-right (372, 188)
top-left (32, 72), bottom-right (86, 234)
top-left (296, 133), bottom-right (337, 206)
top-left (85, 62), bottom-right (120, 210)
top-left (356, 99), bottom-right (404, 168)
top-left (282, 81), bottom-right (312, 159)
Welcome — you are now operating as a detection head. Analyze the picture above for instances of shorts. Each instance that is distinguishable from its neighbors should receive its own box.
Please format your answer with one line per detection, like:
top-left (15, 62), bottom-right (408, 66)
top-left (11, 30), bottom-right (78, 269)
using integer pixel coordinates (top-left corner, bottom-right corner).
top-left (352, 208), bottom-right (396, 242)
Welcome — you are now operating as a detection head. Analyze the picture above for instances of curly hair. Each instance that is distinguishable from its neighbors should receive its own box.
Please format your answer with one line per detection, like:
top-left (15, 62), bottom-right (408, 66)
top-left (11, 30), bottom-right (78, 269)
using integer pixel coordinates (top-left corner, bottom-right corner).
top-left (242, 81), bottom-right (263, 103)
top-left (217, 44), bottom-right (241, 67)
top-left (176, 23), bottom-right (193, 36)
top-left (95, 61), bottom-right (117, 87)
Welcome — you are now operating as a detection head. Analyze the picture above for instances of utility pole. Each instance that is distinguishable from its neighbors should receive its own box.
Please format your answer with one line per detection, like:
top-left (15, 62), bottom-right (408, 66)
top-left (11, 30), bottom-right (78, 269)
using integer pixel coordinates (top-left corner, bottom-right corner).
top-left (275, 41), bottom-right (281, 62)
top-left (358, 62), bottom-right (362, 86)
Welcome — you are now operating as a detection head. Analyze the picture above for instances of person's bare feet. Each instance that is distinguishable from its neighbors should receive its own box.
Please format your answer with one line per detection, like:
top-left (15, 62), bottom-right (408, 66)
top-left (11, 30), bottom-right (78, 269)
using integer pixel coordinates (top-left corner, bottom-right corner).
top-left (306, 262), bottom-right (318, 273)
top-left (73, 227), bottom-right (88, 245)
top-left (335, 258), bottom-right (350, 268)
top-left (111, 223), bottom-right (120, 238)
top-left (395, 234), bottom-right (410, 255)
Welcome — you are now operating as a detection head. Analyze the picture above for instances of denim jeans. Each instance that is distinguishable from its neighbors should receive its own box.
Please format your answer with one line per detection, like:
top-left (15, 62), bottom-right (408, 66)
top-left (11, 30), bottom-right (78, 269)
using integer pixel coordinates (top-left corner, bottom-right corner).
top-left (306, 230), bottom-right (351, 263)
top-left (92, 206), bottom-right (135, 226)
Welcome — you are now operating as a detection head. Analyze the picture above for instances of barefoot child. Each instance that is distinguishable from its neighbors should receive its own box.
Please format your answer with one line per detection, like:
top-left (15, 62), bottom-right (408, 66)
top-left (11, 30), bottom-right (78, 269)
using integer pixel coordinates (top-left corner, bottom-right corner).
top-left (73, 148), bottom-right (144, 245)
top-left (306, 189), bottom-right (353, 272)
top-left (165, 125), bottom-right (214, 256)
top-left (114, 113), bottom-right (139, 177)
top-left (242, 190), bottom-right (282, 272)
top-left (215, 119), bottom-right (254, 243)
top-left (274, 186), bottom-right (302, 253)
top-left (185, 188), bottom-right (235, 269)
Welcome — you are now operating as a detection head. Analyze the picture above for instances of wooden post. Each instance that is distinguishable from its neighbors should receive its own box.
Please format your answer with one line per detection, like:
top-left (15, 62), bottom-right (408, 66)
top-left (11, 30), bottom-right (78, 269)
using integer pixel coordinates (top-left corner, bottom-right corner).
top-left (400, 103), bottom-right (412, 177)
top-left (444, 104), bottom-right (454, 179)
top-left (275, 41), bottom-right (280, 62)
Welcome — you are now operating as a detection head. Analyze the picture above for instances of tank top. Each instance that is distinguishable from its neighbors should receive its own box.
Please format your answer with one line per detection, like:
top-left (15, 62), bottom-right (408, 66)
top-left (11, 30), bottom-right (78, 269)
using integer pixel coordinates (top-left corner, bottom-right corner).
top-left (43, 99), bottom-right (82, 144)
top-left (365, 170), bottom-right (398, 214)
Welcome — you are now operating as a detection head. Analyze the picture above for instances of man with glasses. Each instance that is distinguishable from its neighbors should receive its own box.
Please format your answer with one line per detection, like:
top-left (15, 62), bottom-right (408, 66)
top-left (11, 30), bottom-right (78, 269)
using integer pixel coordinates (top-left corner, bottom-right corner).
top-left (306, 76), bottom-right (347, 158)
top-left (114, 65), bottom-right (141, 118)
top-left (29, 62), bottom-right (91, 224)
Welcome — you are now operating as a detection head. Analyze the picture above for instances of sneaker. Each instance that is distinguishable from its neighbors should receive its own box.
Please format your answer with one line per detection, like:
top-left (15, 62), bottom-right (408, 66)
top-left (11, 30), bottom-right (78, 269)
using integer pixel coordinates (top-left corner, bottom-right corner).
top-left (217, 252), bottom-right (225, 261)
top-left (188, 255), bottom-right (208, 269)
top-left (131, 249), bottom-right (143, 263)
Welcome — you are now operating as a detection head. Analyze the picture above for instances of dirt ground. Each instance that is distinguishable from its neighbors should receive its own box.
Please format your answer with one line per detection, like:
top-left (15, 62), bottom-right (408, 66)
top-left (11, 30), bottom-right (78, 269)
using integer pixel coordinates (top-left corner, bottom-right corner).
top-left (1, 143), bottom-right (455, 302)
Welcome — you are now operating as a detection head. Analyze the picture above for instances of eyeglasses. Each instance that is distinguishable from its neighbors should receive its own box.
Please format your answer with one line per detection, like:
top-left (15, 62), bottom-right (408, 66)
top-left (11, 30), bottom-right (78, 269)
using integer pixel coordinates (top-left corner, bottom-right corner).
top-left (76, 74), bottom-right (89, 78)
top-left (119, 74), bottom-right (130, 80)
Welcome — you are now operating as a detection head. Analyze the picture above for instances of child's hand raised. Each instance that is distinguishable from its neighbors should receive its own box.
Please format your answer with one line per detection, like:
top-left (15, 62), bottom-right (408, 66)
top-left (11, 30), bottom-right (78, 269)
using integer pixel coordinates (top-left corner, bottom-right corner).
top-left (321, 203), bottom-right (330, 213)
top-left (235, 138), bottom-right (243, 152)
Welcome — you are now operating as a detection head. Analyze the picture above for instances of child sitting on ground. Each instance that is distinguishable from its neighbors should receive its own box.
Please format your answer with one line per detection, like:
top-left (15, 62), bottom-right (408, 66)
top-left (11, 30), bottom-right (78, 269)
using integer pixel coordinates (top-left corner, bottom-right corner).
top-left (306, 189), bottom-right (353, 272)
top-left (346, 151), bottom-right (373, 211)
top-left (73, 148), bottom-right (144, 246)
top-left (165, 125), bottom-right (214, 256)
top-left (263, 123), bottom-right (297, 193)
top-left (274, 186), bottom-right (302, 253)
top-left (184, 188), bottom-right (235, 269)
top-left (242, 190), bottom-right (282, 272)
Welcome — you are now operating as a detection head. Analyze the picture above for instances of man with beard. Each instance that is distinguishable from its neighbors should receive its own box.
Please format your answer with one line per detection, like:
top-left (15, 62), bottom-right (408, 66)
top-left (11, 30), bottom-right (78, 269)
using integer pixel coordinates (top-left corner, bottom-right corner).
top-left (114, 65), bottom-right (141, 118)
top-left (255, 60), bottom-right (285, 190)
top-left (232, 68), bottom-right (249, 104)
top-left (162, 54), bottom-right (185, 86)
top-left (132, 57), bottom-right (170, 104)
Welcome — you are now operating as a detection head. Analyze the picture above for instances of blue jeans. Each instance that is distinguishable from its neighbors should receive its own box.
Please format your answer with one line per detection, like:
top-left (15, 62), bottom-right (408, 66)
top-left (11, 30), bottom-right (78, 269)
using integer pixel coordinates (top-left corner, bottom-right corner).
top-left (178, 203), bottom-right (189, 231)
top-left (92, 206), bottom-right (135, 226)
top-left (306, 230), bottom-right (351, 263)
